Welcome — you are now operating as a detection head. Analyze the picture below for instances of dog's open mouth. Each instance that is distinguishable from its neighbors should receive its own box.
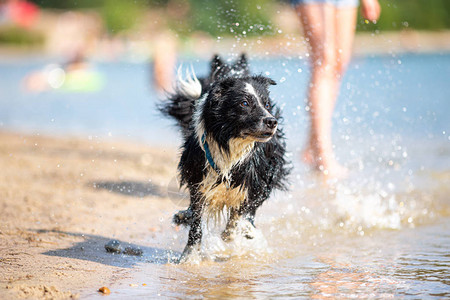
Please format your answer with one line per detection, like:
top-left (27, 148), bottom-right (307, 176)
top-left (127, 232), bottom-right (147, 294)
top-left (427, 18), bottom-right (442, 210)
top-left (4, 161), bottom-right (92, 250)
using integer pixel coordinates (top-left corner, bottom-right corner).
top-left (251, 131), bottom-right (276, 142)
top-left (261, 131), bottom-right (274, 138)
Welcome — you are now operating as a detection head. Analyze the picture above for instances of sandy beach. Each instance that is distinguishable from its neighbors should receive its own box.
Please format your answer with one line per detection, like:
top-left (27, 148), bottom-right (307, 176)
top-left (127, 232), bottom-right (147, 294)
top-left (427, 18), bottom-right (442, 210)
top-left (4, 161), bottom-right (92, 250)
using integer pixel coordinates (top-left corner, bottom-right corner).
top-left (0, 131), bottom-right (183, 299)
top-left (1, 30), bottom-right (450, 63)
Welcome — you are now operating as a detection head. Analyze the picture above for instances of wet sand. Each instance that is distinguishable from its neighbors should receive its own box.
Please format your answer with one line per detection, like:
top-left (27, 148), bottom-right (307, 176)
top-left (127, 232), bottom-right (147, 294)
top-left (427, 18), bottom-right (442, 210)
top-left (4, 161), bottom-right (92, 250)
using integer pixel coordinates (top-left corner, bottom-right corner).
top-left (0, 131), bottom-right (182, 299)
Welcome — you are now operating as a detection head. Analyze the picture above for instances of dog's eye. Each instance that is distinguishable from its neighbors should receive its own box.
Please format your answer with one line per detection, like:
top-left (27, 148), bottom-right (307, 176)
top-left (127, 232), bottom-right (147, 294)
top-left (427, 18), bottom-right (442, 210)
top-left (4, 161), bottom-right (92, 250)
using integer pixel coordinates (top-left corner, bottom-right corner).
top-left (241, 101), bottom-right (249, 107)
top-left (265, 102), bottom-right (271, 109)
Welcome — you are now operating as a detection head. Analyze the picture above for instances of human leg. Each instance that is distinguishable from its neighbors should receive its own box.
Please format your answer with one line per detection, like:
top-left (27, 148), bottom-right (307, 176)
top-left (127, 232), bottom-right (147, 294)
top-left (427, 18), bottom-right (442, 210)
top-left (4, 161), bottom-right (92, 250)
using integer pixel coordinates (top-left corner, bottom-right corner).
top-left (335, 8), bottom-right (358, 77)
top-left (296, 3), bottom-right (357, 178)
top-left (296, 4), bottom-right (341, 176)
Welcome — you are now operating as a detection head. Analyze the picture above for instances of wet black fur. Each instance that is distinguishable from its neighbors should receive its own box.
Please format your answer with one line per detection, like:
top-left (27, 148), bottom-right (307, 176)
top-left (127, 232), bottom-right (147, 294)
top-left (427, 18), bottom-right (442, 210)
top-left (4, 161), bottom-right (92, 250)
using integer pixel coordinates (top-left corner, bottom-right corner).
top-left (160, 54), bottom-right (290, 262)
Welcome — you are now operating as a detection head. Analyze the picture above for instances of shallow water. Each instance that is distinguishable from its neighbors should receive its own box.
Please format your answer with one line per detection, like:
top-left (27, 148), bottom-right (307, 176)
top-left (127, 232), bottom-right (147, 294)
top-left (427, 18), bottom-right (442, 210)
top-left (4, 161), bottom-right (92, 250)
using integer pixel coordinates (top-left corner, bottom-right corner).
top-left (86, 221), bottom-right (450, 299)
top-left (1, 53), bottom-right (449, 298)
top-left (82, 176), bottom-right (450, 299)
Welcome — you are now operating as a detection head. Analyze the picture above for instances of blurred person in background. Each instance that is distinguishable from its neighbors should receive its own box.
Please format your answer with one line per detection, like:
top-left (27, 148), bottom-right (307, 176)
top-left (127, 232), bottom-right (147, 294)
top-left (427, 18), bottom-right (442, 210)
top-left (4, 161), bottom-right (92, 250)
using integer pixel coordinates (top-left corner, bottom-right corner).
top-left (23, 11), bottom-right (104, 92)
top-left (153, 30), bottom-right (177, 95)
top-left (0, 0), bottom-right (39, 27)
top-left (292, 0), bottom-right (380, 178)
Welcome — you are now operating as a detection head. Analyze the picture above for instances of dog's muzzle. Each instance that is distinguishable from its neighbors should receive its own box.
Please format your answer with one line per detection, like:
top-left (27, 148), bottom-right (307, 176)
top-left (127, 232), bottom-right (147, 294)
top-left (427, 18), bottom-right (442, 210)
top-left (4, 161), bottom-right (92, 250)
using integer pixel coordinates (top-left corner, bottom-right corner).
top-left (263, 117), bottom-right (278, 130)
top-left (250, 117), bottom-right (277, 141)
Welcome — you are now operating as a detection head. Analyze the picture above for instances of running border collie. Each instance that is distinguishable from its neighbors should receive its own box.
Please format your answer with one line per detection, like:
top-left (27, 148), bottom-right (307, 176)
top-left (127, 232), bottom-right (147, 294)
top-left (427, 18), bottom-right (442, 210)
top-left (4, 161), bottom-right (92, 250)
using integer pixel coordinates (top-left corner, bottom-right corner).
top-left (161, 54), bottom-right (290, 263)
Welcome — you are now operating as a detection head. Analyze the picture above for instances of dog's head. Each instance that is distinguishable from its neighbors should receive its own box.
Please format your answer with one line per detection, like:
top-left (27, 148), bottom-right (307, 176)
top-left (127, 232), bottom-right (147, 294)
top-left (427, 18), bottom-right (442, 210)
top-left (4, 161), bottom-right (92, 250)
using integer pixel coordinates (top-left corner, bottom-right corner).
top-left (197, 75), bottom-right (278, 151)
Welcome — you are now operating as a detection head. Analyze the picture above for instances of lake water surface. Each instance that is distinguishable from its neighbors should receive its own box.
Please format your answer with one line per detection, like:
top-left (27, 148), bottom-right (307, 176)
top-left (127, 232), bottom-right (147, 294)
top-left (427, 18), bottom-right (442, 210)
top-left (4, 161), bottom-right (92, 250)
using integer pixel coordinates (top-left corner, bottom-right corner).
top-left (1, 53), bottom-right (449, 298)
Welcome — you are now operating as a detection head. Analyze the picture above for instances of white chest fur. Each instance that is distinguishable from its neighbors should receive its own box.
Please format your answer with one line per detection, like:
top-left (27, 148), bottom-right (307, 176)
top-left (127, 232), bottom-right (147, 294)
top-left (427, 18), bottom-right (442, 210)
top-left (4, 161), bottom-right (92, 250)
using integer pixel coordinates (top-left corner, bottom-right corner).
top-left (198, 136), bottom-right (255, 217)
top-left (199, 171), bottom-right (247, 217)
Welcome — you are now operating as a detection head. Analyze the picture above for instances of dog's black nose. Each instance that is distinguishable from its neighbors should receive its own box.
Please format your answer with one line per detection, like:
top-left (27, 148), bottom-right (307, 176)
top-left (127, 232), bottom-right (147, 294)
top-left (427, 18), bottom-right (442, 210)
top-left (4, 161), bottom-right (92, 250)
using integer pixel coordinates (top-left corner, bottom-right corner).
top-left (263, 117), bottom-right (278, 129)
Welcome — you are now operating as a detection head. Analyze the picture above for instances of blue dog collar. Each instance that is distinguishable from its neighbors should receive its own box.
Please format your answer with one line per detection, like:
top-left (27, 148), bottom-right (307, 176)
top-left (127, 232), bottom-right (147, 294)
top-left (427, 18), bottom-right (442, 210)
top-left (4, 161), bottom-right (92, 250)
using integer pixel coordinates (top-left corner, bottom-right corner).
top-left (201, 133), bottom-right (220, 174)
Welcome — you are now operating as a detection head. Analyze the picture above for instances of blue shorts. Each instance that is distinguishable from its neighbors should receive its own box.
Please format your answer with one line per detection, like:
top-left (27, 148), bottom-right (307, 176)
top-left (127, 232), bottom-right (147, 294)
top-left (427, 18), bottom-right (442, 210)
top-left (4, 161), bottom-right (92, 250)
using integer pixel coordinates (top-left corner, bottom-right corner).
top-left (291, 0), bottom-right (359, 8)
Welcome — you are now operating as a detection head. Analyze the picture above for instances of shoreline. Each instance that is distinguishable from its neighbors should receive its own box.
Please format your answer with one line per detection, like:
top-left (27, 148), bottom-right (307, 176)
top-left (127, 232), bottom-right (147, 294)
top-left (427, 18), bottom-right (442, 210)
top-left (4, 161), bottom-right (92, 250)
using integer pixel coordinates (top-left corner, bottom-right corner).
top-left (0, 131), bottom-right (182, 299)
top-left (0, 30), bottom-right (449, 63)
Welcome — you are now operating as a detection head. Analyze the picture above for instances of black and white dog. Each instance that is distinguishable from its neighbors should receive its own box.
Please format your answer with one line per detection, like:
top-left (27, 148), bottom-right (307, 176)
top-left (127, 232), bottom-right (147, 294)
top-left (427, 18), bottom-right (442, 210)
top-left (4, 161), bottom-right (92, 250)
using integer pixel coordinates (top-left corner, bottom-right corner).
top-left (161, 54), bottom-right (290, 262)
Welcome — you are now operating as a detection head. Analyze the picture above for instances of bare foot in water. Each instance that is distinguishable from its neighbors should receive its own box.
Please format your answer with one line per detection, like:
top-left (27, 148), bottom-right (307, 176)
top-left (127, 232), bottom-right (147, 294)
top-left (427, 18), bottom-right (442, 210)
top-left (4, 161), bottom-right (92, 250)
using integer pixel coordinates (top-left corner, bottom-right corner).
top-left (302, 147), bottom-right (348, 179)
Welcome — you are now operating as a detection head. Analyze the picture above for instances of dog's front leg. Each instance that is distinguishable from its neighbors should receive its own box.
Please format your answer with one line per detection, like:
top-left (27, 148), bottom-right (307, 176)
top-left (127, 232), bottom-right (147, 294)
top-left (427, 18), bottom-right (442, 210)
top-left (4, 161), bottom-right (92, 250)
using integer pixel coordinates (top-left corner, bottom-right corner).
top-left (177, 197), bottom-right (203, 263)
top-left (178, 217), bottom-right (202, 263)
top-left (221, 208), bottom-right (240, 242)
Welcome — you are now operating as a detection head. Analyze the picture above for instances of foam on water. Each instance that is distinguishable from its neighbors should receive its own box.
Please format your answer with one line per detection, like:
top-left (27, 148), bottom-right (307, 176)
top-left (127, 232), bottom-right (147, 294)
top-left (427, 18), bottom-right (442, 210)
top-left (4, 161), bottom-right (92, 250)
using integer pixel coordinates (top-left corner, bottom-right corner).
top-left (178, 218), bottom-right (272, 264)
top-left (260, 166), bottom-right (449, 249)
top-left (168, 168), bottom-right (449, 265)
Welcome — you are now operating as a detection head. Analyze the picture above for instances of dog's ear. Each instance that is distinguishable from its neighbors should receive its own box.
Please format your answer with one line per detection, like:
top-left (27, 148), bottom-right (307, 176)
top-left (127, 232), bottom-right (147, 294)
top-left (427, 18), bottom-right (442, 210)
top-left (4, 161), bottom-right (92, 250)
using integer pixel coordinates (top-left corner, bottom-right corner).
top-left (266, 78), bottom-right (277, 86)
top-left (255, 75), bottom-right (277, 86)
top-left (236, 53), bottom-right (250, 76)
top-left (237, 53), bottom-right (248, 68)
top-left (211, 55), bottom-right (224, 73)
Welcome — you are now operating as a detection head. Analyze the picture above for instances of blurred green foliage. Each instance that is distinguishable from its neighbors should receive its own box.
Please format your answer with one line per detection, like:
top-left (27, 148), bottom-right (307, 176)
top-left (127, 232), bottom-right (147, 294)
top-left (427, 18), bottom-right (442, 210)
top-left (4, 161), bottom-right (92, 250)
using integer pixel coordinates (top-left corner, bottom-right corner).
top-left (29, 0), bottom-right (153, 33)
top-left (24, 0), bottom-right (450, 35)
top-left (0, 26), bottom-right (44, 45)
top-left (29, 0), bottom-right (274, 36)
top-left (357, 0), bottom-right (450, 31)
top-left (28, 0), bottom-right (166, 9)
top-left (100, 0), bottom-right (145, 34)
top-left (187, 0), bottom-right (274, 37)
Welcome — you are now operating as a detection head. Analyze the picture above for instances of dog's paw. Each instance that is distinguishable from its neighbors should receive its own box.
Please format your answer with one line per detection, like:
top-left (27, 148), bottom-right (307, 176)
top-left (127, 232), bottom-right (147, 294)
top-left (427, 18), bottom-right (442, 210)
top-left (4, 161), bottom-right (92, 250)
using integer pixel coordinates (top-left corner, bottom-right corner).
top-left (173, 209), bottom-right (194, 226)
top-left (221, 228), bottom-right (236, 242)
top-left (221, 219), bottom-right (256, 242)
top-left (244, 233), bottom-right (255, 240)
top-left (241, 219), bottom-right (256, 240)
